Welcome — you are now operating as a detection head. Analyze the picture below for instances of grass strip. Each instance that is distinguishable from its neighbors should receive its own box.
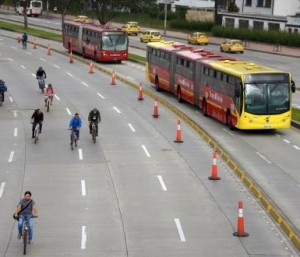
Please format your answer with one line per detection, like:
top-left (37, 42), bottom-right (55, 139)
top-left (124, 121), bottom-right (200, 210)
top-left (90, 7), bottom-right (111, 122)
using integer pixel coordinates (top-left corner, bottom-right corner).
top-left (128, 53), bottom-right (146, 64)
top-left (292, 107), bottom-right (300, 123)
top-left (0, 20), bottom-right (61, 41)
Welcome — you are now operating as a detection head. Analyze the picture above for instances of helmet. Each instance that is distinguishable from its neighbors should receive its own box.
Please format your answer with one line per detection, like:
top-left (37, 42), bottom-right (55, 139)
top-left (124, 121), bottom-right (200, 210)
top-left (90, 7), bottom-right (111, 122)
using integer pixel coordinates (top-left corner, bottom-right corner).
top-left (93, 108), bottom-right (97, 113)
top-left (48, 83), bottom-right (52, 87)
top-left (39, 67), bottom-right (42, 70)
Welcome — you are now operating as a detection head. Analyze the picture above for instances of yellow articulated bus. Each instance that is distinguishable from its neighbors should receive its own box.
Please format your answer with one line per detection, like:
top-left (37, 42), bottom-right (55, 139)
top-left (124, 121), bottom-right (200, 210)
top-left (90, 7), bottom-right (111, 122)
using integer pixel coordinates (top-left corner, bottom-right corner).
top-left (146, 41), bottom-right (296, 130)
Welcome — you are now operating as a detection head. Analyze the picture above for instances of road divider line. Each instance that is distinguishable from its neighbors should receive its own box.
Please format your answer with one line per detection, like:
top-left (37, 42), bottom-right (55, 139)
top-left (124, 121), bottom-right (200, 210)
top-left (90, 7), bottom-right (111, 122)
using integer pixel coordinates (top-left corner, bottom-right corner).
top-left (283, 139), bottom-right (290, 144)
top-left (97, 93), bottom-right (105, 99)
top-left (11, 46), bottom-right (17, 50)
top-left (81, 225), bottom-right (87, 250)
top-left (157, 175), bottom-right (167, 191)
top-left (0, 182), bottom-right (5, 198)
top-left (66, 108), bottom-right (72, 116)
top-left (31, 73), bottom-right (36, 77)
top-left (20, 65), bottom-right (26, 69)
top-left (8, 58), bottom-right (13, 62)
top-left (256, 152), bottom-right (272, 164)
top-left (13, 110), bottom-right (17, 118)
top-left (81, 180), bottom-right (86, 196)
top-left (9, 96), bottom-right (13, 102)
top-left (67, 72), bottom-right (73, 77)
top-left (14, 128), bottom-right (18, 137)
top-left (113, 106), bottom-right (121, 114)
top-left (293, 145), bottom-right (300, 150)
top-left (40, 57), bottom-right (46, 62)
top-left (128, 123), bottom-right (135, 132)
top-left (54, 94), bottom-right (60, 101)
top-left (26, 52), bottom-right (32, 56)
top-left (174, 218), bottom-right (186, 242)
top-left (79, 149), bottom-right (83, 160)
top-left (8, 151), bottom-right (14, 162)
top-left (141, 145), bottom-right (151, 158)
top-left (54, 64), bottom-right (60, 69)
top-left (81, 82), bottom-right (88, 87)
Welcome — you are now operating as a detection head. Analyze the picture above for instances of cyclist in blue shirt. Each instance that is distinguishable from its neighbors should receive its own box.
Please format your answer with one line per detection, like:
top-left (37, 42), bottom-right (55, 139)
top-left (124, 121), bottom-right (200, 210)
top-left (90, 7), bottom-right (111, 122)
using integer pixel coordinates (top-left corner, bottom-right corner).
top-left (69, 113), bottom-right (82, 142)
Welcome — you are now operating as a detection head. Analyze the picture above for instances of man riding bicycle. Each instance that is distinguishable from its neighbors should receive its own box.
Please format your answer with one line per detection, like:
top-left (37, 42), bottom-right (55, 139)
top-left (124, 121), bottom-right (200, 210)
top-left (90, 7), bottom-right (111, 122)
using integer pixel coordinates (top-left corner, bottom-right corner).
top-left (69, 113), bottom-right (82, 145)
top-left (44, 83), bottom-right (54, 106)
top-left (21, 33), bottom-right (28, 49)
top-left (14, 191), bottom-right (38, 244)
top-left (31, 109), bottom-right (44, 139)
top-left (88, 108), bottom-right (101, 136)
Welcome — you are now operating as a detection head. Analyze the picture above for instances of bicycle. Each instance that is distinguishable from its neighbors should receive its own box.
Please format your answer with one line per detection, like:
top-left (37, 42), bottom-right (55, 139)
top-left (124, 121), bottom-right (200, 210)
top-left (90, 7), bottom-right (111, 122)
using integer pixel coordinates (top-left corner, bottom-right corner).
top-left (21, 216), bottom-right (37, 255)
top-left (91, 121), bottom-right (97, 143)
top-left (69, 128), bottom-right (78, 150)
top-left (37, 78), bottom-right (45, 93)
top-left (22, 41), bottom-right (27, 50)
top-left (33, 123), bottom-right (40, 144)
top-left (45, 94), bottom-right (52, 112)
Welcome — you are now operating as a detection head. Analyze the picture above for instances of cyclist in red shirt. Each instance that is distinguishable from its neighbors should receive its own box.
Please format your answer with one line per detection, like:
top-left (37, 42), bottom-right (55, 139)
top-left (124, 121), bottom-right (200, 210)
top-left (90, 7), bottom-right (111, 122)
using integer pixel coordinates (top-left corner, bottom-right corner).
top-left (44, 83), bottom-right (54, 106)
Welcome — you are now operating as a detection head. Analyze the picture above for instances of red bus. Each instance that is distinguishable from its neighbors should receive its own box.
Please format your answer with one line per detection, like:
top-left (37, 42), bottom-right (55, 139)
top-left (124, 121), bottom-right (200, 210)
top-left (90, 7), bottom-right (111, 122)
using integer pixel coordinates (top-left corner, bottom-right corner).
top-left (63, 20), bottom-right (128, 62)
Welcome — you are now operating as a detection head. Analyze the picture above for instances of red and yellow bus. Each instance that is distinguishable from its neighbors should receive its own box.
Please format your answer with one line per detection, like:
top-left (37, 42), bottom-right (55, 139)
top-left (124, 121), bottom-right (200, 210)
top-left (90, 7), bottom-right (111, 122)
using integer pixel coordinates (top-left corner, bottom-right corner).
top-left (63, 21), bottom-right (128, 62)
top-left (146, 41), bottom-right (296, 130)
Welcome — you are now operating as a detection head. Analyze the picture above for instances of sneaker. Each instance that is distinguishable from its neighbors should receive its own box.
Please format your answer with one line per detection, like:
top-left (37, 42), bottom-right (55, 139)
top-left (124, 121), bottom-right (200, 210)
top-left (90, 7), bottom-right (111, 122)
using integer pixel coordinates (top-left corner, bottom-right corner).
top-left (17, 234), bottom-right (21, 240)
top-left (89, 131), bottom-right (92, 134)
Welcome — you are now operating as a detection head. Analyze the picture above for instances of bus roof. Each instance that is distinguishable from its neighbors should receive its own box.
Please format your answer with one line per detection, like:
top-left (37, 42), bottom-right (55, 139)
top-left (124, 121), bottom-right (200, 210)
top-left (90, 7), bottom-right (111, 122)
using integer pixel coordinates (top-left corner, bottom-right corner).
top-left (204, 60), bottom-right (285, 76)
top-left (64, 20), bottom-right (122, 32)
top-left (176, 48), bottom-right (236, 61)
top-left (147, 41), bottom-right (193, 52)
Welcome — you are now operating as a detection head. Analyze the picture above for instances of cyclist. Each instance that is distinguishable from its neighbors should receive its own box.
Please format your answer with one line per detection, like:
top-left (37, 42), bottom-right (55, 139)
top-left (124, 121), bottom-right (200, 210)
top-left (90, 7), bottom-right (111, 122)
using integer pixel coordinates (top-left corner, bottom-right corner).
top-left (36, 67), bottom-right (47, 89)
top-left (14, 191), bottom-right (38, 244)
top-left (88, 107), bottom-right (101, 136)
top-left (44, 83), bottom-right (54, 106)
top-left (69, 113), bottom-right (82, 145)
top-left (31, 109), bottom-right (44, 139)
top-left (21, 33), bottom-right (28, 49)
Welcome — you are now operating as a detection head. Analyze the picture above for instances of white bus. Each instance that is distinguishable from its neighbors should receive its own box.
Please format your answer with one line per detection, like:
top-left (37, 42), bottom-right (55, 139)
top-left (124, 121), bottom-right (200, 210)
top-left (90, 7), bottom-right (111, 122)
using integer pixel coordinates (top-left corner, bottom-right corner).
top-left (16, 0), bottom-right (43, 17)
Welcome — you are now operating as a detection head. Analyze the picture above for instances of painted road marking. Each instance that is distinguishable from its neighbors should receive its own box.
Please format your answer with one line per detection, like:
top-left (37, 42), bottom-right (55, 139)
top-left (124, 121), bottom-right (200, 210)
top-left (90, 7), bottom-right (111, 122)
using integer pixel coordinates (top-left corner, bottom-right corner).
top-left (128, 123), bottom-right (135, 132)
top-left (66, 108), bottom-right (72, 116)
top-left (40, 57), bottom-right (46, 62)
top-left (81, 82), bottom-right (88, 87)
top-left (97, 93), bottom-right (105, 99)
top-left (7, 58), bottom-right (13, 62)
top-left (283, 139), bottom-right (290, 144)
top-left (141, 145), bottom-right (151, 158)
top-left (67, 72), bottom-right (73, 77)
top-left (9, 96), bottom-right (13, 102)
top-left (54, 94), bottom-right (60, 101)
top-left (8, 151), bottom-right (14, 162)
top-left (157, 175), bottom-right (167, 191)
top-left (26, 52), bottom-right (32, 55)
top-left (79, 149), bottom-right (83, 160)
top-left (113, 106), bottom-right (121, 114)
top-left (222, 128), bottom-right (235, 136)
top-left (81, 180), bottom-right (86, 196)
top-left (20, 65), bottom-right (26, 69)
top-left (293, 145), bottom-right (300, 150)
top-left (13, 110), bottom-right (17, 118)
top-left (81, 226), bottom-right (87, 250)
top-left (174, 218), bottom-right (186, 242)
top-left (54, 64), bottom-right (60, 69)
top-left (0, 182), bottom-right (5, 198)
top-left (31, 73), bottom-right (36, 77)
top-left (256, 152), bottom-right (272, 164)
top-left (14, 128), bottom-right (18, 137)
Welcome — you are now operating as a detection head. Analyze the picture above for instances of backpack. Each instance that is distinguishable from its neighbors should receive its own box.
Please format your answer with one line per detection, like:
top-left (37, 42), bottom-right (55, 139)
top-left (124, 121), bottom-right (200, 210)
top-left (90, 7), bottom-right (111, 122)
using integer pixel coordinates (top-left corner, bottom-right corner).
top-left (0, 80), bottom-right (7, 92)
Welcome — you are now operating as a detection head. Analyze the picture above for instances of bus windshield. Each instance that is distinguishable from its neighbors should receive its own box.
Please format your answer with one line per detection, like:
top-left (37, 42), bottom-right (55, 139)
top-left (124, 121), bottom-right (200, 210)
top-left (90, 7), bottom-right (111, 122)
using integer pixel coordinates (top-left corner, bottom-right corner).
top-left (244, 82), bottom-right (290, 115)
top-left (102, 32), bottom-right (128, 51)
top-left (32, 1), bottom-right (42, 7)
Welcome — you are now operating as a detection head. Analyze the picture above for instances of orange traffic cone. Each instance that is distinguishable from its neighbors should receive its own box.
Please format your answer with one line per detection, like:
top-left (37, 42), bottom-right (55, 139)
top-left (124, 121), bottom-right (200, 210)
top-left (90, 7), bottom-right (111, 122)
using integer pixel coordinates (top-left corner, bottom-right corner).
top-left (17, 35), bottom-right (21, 43)
top-left (208, 151), bottom-right (220, 180)
top-left (111, 70), bottom-right (116, 85)
top-left (47, 45), bottom-right (51, 55)
top-left (69, 51), bottom-right (74, 63)
top-left (137, 82), bottom-right (144, 100)
top-left (88, 61), bottom-right (94, 73)
top-left (174, 119), bottom-right (183, 143)
top-left (33, 39), bottom-right (37, 49)
top-left (233, 201), bottom-right (249, 237)
top-left (152, 98), bottom-right (159, 118)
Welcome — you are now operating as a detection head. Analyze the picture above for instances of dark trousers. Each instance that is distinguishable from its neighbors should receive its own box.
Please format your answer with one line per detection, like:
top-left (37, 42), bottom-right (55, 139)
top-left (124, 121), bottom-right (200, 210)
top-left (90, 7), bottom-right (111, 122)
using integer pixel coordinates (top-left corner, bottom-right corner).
top-left (0, 92), bottom-right (4, 102)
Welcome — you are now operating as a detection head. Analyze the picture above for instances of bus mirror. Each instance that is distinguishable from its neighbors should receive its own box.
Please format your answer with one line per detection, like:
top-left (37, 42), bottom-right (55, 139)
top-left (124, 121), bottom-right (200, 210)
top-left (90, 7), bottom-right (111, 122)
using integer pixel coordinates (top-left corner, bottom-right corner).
top-left (291, 80), bottom-right (296, 93)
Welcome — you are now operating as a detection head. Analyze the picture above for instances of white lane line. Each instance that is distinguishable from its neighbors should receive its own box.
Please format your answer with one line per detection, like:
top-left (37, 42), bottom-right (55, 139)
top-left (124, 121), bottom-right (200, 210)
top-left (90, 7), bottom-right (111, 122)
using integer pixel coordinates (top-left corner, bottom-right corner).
top-left (54, 64), bottom-right (60, 69)
top-left (174, 219), bottom-right (186, 242)
top-left (40, 57), bottom-right (46, 62)
top-left (157, 175), bottom-right (167, 191)
top-left (26, 52), bottom-right (32, 55)
top-left (293, 145), bottom-right (300, 150)
top-left (81, 226), bottom-right (87, 250)
top-left (81, 82), bottom-right (88, 87)
top-left (126, 76), bottom-right (135, 80)
top-left (256, 152), bottom-right (272, 164)
top-left (9, 96), bottom-right (13, 102)
top-left (8, 151), bottom-right (14, 162)
top-left (20, 65), bottom-right (26, 69)
top-left (128, 123), bottom-right (135, 132)
top-left (283, 139), bottom-right (290, 144)
top-left (141, 145), bottom-right (151, 158)
top-left (13, 110), bottom-right (17, 118)
top-left (14, 128), bottom-right (18, 137)
top-left (222, 128), bottom-right (235, 136)
top-left (66, 108), bottom-right (72, 116)
top-left (0, 182), bottom-right (5, 198)
top-left (67, 72), bottom-right (73, 77)
top-left (11, 46), bottom-right (18, 50)
top-left (113, 106), bottom-right (121, 114)
top-left (81, 180), bottom-right (86, 196)
top-left (8, 58), bottom-right (14, 62)
top-left (97, 93), bottom-right (105, 99)
top-left (54, 94), bottom-right (60, 101)
top-left (79, 149), bottom-right (83, 160)
top-left (31, 73), bottom-right (36, 77)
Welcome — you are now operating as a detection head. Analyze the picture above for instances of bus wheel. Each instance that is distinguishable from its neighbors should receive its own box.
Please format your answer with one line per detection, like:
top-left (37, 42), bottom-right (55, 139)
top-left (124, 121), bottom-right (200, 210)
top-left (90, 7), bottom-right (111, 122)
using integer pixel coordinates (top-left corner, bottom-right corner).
top-left (177, 87), bottom-right (183, 103)
top-left (155, 77), bottom-right (161, 92)
top-left (68, 44), bottom-right (71, 54)
top-left (226, 111), bottom-right (234, 130)
top-left (202, 100), bottom-right (208, 116)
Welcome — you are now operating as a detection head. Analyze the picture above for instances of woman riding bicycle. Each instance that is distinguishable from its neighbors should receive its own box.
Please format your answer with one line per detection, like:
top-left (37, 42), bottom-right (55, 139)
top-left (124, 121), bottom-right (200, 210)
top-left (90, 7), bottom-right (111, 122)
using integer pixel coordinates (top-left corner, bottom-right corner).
top-left (44, 83), bottom-right (54, 106)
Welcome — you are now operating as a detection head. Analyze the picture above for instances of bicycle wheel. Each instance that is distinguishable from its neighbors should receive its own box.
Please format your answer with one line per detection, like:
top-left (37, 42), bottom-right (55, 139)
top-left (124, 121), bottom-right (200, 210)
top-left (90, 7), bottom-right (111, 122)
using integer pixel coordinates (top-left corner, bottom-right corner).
top-left (92, 125), bottom-right (96, 143)
top-left (34, 129), bottom-right (38, 144)
top-left (23, 230), bottom-right (27, 255)
top-left (70, 133), bottom-right (74, 150)
top-left (47, 99), bottom-right (50, 112)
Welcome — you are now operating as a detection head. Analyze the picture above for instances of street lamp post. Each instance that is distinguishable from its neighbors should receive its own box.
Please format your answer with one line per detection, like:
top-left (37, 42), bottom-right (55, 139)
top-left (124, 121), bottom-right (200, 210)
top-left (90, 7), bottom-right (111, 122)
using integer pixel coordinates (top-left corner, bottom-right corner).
top-left (164, 0), bottom-right (167, 36)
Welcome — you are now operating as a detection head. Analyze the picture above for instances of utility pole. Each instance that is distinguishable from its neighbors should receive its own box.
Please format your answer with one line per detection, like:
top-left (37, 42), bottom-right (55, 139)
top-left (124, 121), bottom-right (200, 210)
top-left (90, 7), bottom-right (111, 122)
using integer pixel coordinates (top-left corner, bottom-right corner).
top-left (21, 0), bottom-right (28, 29)
top-left (214, 0), bottom-right (218, 25)
top-left (164, 0), bottom-right (167, 36)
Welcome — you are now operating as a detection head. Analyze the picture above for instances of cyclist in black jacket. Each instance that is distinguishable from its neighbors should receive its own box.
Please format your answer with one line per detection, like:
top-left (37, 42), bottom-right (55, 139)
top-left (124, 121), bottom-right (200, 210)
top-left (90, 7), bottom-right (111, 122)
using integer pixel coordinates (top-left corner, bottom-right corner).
top-left (31, 109), bottom-right (44, 138)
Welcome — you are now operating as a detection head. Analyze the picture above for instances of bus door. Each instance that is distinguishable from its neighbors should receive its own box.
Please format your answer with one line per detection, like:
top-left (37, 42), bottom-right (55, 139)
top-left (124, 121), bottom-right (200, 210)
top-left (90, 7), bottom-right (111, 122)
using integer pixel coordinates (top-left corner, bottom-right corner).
top-left (169, 51), bottom-right (177, 94)
top-left (194, 61), bottom-right (202, 106)
top-left (78, 25), bottom-right (83, 54)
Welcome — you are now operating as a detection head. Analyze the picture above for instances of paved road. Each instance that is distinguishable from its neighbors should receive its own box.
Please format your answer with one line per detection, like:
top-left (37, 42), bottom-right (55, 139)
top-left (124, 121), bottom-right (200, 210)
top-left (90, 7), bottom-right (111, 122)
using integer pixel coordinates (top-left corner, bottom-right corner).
top-left (0, 35), bottom-right (299, 256)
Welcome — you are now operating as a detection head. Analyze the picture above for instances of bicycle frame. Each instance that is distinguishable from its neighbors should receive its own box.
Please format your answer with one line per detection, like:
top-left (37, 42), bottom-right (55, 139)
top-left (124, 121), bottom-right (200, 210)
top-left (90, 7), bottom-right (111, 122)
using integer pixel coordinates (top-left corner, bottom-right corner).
top-left (70, 129), bottom-right (78, 150)
top-left (91, 121), bottom-right (97, 143)
top-left (22, 218), bottom-right (29, 255)
top-left (37, 78), bottom-right (45, 92)
top-left (34, 123), bottom-right (40, 143)
top-left (45, 95), bottom-right (52, 112)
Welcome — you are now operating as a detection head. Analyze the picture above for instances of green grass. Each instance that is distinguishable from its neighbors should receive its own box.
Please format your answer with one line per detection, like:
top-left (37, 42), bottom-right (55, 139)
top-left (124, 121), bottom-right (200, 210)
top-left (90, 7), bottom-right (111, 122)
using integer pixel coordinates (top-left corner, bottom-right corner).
top-left (128, 53), bottom-right (146, 64)
top-left (292, 107), bottom-right (300, 123)
top-left (0, 21), bottom-right (62, 41)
